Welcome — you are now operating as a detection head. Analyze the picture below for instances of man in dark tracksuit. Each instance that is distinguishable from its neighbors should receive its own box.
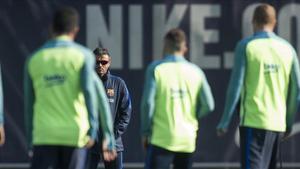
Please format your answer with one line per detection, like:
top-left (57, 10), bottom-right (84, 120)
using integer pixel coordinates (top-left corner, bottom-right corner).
top-left (88, 48), bottom-right (132, 169)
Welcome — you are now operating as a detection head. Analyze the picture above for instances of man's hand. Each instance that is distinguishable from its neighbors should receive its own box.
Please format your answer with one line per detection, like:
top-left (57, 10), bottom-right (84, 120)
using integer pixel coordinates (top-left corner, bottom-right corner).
top-left (28, 150), bottom-right (33, 158)
top-left (102, 138), bottom-right (116, 162)
top-left (85, 138), bottom-right (95, 148)
top-left (217, 128), bottom-right (228, 137)
top-left (282, 128), bottom-right (292, 141)
top-left (0, 125), bottom-right (5, 146)
top-left (142, 136), bottom-right (149, 151)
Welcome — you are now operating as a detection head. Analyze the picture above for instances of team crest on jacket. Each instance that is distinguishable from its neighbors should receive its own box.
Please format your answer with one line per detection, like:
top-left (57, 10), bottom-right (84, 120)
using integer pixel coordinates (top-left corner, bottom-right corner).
top-left (107, 89), bottom-right (114, 97)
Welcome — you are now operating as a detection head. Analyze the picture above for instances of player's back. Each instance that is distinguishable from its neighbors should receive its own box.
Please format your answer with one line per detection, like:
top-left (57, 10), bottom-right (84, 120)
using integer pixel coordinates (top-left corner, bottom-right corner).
top-left (240, 31), bottom-right (296, 132)
top-left (150, 55), bottom-right (204, 152)
top-left (28, 37), bottom-right (91, 147)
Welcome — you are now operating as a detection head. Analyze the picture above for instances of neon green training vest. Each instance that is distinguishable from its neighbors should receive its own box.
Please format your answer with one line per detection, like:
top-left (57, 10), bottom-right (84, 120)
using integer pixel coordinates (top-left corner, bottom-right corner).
top-left (149, 56), bottom-right (213, 152)
top-left (241, 33), bottom-right (295, 132)
top-left (28, 36), bottom-right (93, 147)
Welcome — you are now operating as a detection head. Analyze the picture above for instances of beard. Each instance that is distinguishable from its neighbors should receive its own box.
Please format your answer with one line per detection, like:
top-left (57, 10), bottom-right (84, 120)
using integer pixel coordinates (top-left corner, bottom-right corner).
top-left (97, 68), bottom-right (107, 76)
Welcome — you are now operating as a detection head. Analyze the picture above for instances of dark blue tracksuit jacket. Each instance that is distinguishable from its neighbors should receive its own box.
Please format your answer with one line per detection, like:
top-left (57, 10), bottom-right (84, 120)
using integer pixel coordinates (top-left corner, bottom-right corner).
top-left (93, 71), bottom-right (132, 152)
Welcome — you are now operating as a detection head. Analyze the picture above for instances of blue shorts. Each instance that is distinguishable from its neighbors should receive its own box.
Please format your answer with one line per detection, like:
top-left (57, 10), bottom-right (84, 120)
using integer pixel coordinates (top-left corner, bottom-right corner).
top-left (87, 150), bottom-right (123, 169)
top-left (240, 127), bottom-right (280, 169)
top-left (145, 144), bottom-right (193, 169)
top-left (30, 145), bottom-right (87, 169)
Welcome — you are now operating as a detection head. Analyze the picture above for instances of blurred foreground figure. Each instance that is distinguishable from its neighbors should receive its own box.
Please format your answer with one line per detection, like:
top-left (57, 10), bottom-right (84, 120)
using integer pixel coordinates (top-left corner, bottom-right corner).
top-left (217, 4), bottom-right (300, 169)
top-left (141, 28), bottom-right (215, 169)
top-left (87, 48), bottom-right (132, 169)
top-left (0, 65), bottom-right (4, 146)
top-left (24, 7), bottom-right (115, 169)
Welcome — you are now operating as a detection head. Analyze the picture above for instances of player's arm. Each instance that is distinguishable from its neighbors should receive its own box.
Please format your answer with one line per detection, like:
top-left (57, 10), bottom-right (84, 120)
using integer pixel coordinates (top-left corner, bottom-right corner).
top-left (93, 73), bottom-right (115, 151)
top-left (285, 53), bottom-right (300, 137)
top-left (140, 64), bottom-right (156, 146)
top-left (0, 65), bottom-right (3, 125)
top-left (80, 52), bottom-right (99, 144)
top-left (114, 80), bottom-right (132, 138)
top-left (197, 71), bottom-right (215, 119)
top-left (0, 65), bottom-right (5, 146)
top-left (217, 42), bottom-right (246, 134)
top-left (24, 59), bottom-right (34, 149)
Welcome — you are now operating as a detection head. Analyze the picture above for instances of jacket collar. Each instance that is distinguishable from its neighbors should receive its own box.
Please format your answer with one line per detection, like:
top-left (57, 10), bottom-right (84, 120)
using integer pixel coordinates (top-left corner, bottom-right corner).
top-left (164, 55), bottom-right (186, 62)
top-left (101, 70), bottom-right (111, 82)
top-left (253, 30), bottom-right (275, 37)
top-left (55, 35), bottom-right (73, 41)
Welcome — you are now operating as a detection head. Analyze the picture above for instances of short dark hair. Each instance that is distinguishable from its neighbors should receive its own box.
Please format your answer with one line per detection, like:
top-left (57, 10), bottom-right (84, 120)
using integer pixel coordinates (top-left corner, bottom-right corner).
top-left (164, 28), bottom-right (186, 52)
top-left (253, 4), bottom-right (276, 26)
top-left (52, 7), bottom-right (79, 34)
top-left (93, 47), bottom-right (110, 57)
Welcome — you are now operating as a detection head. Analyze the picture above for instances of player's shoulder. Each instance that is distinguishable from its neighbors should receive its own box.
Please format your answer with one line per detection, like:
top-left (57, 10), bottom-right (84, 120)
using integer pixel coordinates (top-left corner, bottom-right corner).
top-left (109, 74), bottom-right (128, 88)
top-left (27, 43), bottom-right (49, 66)
top-left (71, 42), bottom-right (94, 56)
top-left (30, 40), bottom-right (53, 56)
top-left (69, 43), bottom-right (96, 65)
top-left (236, 36), bottom-right (255, 49)
top-left (272, 34), bottom-right (295, 50)
top-left (110, 74), bottom-right (124, 83)
top-left (146, 60), bottom-right (164, 72)
top-left (189, 62), bottom-right (203, 71)
top-left (186, 61), bottom-right (205, 76)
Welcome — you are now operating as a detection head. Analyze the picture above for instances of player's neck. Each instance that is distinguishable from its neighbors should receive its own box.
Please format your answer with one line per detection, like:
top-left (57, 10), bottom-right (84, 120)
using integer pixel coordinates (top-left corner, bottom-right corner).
top-left (164, 51), bottom-right (184, 57)
top-left (53, 33), bottom-right (75, 41)
top-left (254, 25), bottom-right (274, 33)
top-left (64, 33), bottom-right (76, 41)
top-left (173, 51), bottom-right (184, 57)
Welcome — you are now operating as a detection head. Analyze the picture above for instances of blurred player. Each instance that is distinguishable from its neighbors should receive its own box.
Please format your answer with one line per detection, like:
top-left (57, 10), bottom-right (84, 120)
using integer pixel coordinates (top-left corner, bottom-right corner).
top-left (0, 65), bottom-right (4, 146)
top-left (141, 28), bottom-right (215, 169)
top-left (217, 4), bottom-right (300, 169)
top-left (88, 48), bottom-right (132, 169)
top-left (24, 7), bottom-right (115, 169)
